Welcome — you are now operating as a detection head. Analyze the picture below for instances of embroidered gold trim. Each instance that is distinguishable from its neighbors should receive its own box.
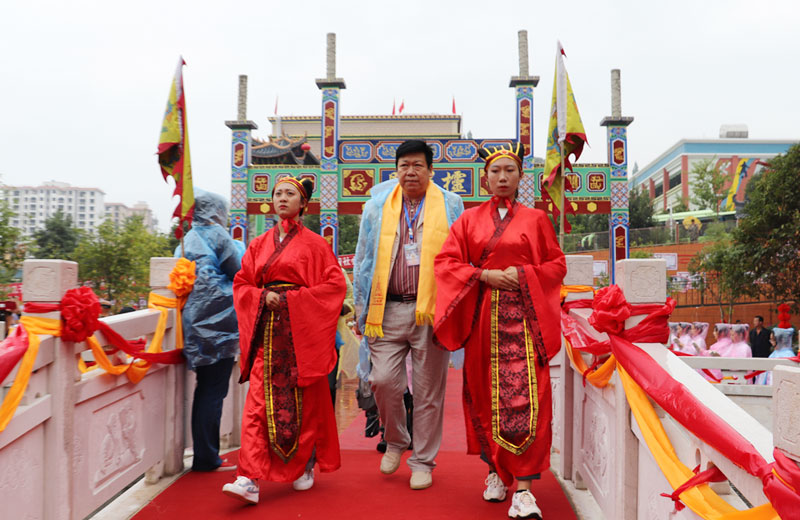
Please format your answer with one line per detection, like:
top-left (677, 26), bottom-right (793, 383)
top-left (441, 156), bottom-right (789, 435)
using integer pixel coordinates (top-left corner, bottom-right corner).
top-left (490, 289), bottom-right (538, 455)
top-left (264, 304), bottom-right (302, 462)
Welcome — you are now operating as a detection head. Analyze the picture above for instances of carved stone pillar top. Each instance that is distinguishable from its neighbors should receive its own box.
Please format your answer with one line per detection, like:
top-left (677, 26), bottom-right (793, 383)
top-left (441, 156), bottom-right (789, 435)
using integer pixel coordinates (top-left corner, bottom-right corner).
top-left (564, 255), bottom-right (594, 303)
top-left (150, 257), bottom-right (180, 297)
top-left (564, 255), bottom-right (594, 286)
top-left (615, 259), bottom-right (666, 304)
top-left (22, 259), bottom-right (78, 303)
top-left (773, 365), bottom-right (800, 462)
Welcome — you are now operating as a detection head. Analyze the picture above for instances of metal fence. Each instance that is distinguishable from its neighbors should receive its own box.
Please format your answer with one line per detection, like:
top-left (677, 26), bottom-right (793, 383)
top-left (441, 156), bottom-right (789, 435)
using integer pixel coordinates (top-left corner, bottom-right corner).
top-left (562, 221), bottom-right (738, 253)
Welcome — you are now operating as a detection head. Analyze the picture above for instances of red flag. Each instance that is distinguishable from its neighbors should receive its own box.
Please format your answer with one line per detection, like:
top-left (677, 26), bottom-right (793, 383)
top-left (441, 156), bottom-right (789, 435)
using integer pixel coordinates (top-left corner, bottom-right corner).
top-left (452, 97), bottom-right (456, 114)
top-left (399, 100), bottom-right (405, 114)
top-left (392, 99), bottom-right (396, 115)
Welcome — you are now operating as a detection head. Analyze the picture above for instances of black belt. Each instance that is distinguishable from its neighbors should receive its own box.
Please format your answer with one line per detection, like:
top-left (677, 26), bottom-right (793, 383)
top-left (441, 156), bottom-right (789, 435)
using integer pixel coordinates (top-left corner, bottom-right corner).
top-left (388, 293), bottom-right (417, 303)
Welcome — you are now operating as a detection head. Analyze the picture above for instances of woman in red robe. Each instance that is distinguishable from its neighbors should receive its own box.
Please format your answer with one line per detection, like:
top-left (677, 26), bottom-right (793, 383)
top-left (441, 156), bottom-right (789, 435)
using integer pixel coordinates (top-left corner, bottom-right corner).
top-left (222, 177), bottom-right (346, 505)
top-left (434, 143), bottom-right (565, 519)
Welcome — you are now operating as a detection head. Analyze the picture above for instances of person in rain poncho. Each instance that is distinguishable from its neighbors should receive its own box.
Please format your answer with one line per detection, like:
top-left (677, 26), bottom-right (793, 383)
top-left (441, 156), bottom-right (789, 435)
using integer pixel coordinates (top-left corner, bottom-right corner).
top-left (175, 189), bottom-right (245, 472)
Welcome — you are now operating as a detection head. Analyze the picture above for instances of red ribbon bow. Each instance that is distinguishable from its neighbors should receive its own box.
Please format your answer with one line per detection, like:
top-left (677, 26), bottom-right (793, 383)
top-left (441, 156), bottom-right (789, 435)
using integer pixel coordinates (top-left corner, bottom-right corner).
top-left (491, 195), bottom-right (513, 212)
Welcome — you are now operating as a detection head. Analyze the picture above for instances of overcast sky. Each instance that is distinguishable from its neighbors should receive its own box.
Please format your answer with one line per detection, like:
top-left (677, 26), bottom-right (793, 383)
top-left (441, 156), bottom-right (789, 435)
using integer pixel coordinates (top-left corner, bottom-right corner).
top-left (1, 0), bottom-right (798, 232)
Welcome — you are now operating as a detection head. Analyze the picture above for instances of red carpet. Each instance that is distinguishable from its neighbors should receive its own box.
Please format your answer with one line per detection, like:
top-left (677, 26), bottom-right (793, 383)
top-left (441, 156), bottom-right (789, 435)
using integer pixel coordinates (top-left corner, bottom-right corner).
top-left (134, 369), bottom-right (576, 520)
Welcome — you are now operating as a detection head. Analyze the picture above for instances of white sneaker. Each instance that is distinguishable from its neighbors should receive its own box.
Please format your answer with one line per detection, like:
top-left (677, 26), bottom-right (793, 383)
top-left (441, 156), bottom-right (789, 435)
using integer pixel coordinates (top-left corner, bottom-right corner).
top-left (222, 476), bottom-right (259, 505)
top-left (508, 490), bottom-right (542, 519)
top-left (293, 469), bottom-right (315, 491)
top-left (483, 472), bottom-right (507, 502)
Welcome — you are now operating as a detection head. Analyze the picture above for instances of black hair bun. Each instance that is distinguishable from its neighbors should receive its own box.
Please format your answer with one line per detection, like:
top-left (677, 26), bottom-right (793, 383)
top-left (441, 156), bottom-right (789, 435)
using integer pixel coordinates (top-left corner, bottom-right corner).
top-left (301, 178), bottom-right (314, 199)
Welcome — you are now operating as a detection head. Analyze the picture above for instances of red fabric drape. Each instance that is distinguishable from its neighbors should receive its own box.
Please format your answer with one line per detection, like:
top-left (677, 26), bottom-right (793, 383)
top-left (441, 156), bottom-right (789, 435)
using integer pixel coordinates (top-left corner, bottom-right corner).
top-left (0, 326), bottom-right (29, 383)
top-left (572, 285), bottom-right (800, 518)
top-left (23, 299), bottom-right (183, 365)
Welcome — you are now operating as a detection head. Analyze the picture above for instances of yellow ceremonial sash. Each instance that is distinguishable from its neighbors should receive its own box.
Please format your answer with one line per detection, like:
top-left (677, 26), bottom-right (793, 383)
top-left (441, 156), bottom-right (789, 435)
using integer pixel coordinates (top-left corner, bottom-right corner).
top-left (365, 182), bottom-right (449, 337)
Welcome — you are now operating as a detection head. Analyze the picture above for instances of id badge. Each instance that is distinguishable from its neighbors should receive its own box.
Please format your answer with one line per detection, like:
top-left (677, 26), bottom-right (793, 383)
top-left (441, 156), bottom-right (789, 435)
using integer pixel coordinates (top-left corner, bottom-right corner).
top-left (404, 243), bottom-right (421, 266)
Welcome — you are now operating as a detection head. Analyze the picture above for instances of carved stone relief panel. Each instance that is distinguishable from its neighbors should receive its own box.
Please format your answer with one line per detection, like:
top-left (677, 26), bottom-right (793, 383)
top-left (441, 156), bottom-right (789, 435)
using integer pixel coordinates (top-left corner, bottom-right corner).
top-left (89, 393), bottom-right (144, 490)
top-left (0, 427), bottom-right (44, 520)
top-left (580, 387), bottom-right (612, 506)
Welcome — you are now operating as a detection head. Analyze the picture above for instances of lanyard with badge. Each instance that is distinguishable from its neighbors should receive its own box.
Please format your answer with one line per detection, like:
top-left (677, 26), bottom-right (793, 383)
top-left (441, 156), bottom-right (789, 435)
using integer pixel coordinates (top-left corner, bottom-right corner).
top-left (403, 197), bottom-right (424, 267)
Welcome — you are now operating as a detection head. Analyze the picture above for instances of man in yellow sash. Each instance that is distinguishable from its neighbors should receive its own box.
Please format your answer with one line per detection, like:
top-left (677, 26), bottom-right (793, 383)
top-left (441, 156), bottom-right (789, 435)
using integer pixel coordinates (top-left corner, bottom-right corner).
top-left (353, 140), bottom-right (464, 490)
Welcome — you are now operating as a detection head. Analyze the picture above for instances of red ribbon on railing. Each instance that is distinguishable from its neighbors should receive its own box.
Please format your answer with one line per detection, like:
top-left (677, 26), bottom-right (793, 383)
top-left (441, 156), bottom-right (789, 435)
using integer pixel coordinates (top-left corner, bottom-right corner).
top-left (561, 285), bottom-right (676, 387)
top-left (562, 286), bottom-right (800, 518)
top-left (569, 284), bottom-right (800, 518)
top-left (671, 350), bottom-right (723, 383)
top-left (96, 321), bottom-right (183, 365)
top-left (659, 465), bottom-right (727, 512)
top-left (0, 327), bottom-right (29, 384)
top-left (23, 292), bottom-right (183, 365)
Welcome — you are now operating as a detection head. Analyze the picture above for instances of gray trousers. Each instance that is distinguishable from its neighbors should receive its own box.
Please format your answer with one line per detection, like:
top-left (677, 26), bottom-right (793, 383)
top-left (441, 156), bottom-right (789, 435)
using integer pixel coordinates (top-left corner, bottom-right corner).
top-left (368, 300), bottom-right (450, 472)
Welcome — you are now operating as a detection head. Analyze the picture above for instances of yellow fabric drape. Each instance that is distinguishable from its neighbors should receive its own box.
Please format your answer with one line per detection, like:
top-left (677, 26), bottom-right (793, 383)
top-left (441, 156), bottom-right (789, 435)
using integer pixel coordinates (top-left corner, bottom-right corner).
top-left (1, 259), bottom-right (192, 432)
top-left (560, 297), bottom-right (783, 520)
top-left (560, 284), bottom-right (595, 302)
top-left (0, 317), bottom-right (59, 431)
top-left (76, 292), bottom-right (185, 383)
top-left (617, 365), bottom-right (779, 520)
top-left (365, 182), bottom-right (449, 337)
top-left (563, 335), bottom-right (616, 388)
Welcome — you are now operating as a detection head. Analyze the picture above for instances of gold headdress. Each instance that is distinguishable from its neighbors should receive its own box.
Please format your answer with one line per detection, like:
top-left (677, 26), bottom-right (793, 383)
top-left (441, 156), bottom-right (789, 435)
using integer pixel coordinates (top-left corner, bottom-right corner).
top-left (478, 141), bottom-right (525, 171)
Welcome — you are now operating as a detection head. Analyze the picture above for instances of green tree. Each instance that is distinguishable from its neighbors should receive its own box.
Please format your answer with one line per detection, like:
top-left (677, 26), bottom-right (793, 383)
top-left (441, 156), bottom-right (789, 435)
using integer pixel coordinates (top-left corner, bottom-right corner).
top-left (733, 143), bottom-right (800, 312)
top-left (73, 216), bottom-right (172, 310)
top-left (31, 210), bottom-right (82, 260)
top-left (0, 200), bottom-right (26, 299)
top-left (569, 213), bottom-right (608, 234)
top-left (628, 186), bottom-right (655, 229)
top-left (302, 214), bottom-right (361, 255)
top-left (672, 195), bottom-right (690, 213)
top-left (690, 158), bottom-right (729, 219)
top-left (687, 231), bottom-right (751, 322)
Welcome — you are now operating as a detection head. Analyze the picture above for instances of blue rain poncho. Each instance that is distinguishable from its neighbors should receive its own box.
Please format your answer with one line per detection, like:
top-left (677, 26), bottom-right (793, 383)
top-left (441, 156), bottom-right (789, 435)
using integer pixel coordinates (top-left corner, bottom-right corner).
top-left (174, 190), bottom-right (246, 370)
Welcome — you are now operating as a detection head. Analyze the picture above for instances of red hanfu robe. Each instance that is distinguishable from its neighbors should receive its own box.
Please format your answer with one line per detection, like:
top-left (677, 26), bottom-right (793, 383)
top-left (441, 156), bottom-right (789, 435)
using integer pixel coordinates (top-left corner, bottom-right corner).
top-left (233, 224), bottom-right (346, 482)
top-left (434, 201), bottom-right (565, 486)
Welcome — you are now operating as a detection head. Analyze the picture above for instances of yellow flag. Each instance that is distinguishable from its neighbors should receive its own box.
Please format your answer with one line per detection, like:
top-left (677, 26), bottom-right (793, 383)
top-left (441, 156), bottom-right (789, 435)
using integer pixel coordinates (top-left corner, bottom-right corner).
top-left (543, 42), bottom-right (587, 230)
top-left (158, 57), bottom-right (194, 238)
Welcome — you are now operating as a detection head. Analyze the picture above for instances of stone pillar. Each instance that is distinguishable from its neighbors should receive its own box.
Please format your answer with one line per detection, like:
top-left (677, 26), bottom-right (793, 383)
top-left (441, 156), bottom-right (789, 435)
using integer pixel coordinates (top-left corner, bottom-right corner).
top-left (773, 365), bottom-right (800, 464)
top-left (558, 255), bottom-right (595, 481)
top-left (316, 32), bottom-right (346, 254)
top-left (614, 258), bottom-right (667, 519)
top-left (509, 30), bottom-right (539, 207)
top-left (600, 69), bottom-right (634, 284)
top-left (147, 258), bottom-right (185, 481)
top-left (225, 75), bottom-right (258, 245)
top-left (23, 260), bottom-right (78, 520)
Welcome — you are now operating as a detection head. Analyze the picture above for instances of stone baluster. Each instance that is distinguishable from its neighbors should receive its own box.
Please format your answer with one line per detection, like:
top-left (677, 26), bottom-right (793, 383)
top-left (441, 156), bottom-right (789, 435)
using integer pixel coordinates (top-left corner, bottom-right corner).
top-left (773, 365), bottom-right (800, 467)
top-left (558, 255), bottom-right (595, 481)
top-left (23, 260), bottom-right (78, 520)
top-left (615, 258), bottom-right (667, 519)
top-left (147, 257), bottom-right (185, 481)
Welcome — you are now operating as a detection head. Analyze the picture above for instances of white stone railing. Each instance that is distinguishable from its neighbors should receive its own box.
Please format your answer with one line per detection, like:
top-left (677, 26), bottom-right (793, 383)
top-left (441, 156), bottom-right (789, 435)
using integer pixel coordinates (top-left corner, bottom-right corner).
top-left (0, 258), bottom-right (245, 520)
top-left (554, 256), bottom-right (783, 519)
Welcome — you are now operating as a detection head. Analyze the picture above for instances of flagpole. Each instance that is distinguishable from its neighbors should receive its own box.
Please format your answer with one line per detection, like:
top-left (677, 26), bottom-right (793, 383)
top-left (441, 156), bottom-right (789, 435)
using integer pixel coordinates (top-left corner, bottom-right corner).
top-left (559, 142), bottom-right (566, 249)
